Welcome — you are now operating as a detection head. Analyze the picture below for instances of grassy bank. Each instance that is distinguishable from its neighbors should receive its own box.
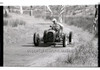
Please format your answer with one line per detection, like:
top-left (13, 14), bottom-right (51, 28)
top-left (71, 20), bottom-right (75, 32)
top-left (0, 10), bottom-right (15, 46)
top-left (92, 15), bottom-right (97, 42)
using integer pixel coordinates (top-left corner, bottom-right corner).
top-left (64, 16), bottom-right (94, 33)
top-left (48, 40), bottom-right (98, 66)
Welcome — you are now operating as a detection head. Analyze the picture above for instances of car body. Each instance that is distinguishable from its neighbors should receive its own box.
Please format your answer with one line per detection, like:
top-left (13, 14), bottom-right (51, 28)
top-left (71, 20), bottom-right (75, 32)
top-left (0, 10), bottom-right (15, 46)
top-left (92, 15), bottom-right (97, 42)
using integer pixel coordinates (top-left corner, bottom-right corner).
top-left (33, 25), bottom-right (72, 47)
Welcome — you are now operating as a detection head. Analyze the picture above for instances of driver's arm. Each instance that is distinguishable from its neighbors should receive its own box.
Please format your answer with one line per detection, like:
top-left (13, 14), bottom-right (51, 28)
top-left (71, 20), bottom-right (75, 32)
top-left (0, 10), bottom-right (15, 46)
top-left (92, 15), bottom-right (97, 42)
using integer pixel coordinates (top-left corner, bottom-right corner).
top-left (57, 22), bottom-right (64, 30)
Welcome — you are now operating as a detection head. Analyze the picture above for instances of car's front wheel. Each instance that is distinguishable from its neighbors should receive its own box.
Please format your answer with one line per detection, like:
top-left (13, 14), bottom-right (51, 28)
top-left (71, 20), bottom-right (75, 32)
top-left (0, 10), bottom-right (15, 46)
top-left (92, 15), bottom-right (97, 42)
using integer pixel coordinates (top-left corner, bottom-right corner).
top-left (33, 33), bottom-right (40, 46)
top-left (43, 31), bottom-right (47, 43)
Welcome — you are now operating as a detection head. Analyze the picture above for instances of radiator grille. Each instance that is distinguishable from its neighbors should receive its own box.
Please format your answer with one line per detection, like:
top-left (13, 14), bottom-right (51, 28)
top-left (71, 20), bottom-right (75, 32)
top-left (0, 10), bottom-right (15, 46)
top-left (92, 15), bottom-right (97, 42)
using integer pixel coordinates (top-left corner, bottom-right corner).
top-left (47, 32), bottom-right (54, 42)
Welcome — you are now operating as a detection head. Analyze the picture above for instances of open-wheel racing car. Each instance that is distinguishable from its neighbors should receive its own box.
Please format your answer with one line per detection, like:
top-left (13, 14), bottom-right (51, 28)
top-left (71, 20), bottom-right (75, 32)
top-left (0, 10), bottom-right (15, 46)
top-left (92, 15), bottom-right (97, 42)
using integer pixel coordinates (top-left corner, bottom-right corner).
top-left (33, 25), bottom-right (73, 47)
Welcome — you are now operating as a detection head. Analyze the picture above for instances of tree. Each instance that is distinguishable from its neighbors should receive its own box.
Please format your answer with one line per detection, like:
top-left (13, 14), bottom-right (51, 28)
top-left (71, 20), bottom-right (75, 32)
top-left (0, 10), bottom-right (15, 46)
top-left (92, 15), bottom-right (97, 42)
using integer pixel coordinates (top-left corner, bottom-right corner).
top-left (93, 5), bottom-right (98, 37)
top-left (20, 6), bottom-right (23, 14)
top-left (46, 5), bottom-right (65, 23)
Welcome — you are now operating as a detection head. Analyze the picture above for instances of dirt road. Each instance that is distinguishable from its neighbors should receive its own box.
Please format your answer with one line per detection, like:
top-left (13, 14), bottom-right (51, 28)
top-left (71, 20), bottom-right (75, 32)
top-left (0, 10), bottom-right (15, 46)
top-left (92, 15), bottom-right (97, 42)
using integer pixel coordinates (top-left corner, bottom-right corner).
top-left (4, 14), bottom-right (97, 67)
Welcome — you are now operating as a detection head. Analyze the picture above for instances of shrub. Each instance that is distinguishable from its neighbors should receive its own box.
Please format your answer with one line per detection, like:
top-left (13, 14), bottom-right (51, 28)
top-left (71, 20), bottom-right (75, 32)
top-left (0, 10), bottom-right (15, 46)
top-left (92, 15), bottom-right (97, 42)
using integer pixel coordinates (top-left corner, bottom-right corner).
top-left (11, 19), bottom-right (26, 27)
top-left (11, 19), bottom-right (19, 27)
top-left (18, 20), bottom-right (26, 25)
top-left (4, 19), bottom-right (8, 26)
top-left (45, 15), bottom-right (52, 20)
top-left (3, 10), bottom-right (9, 18)
top-left (64, 16), bottom-right (94, 33)
top-left (3, 18), bottom-right (26, 27)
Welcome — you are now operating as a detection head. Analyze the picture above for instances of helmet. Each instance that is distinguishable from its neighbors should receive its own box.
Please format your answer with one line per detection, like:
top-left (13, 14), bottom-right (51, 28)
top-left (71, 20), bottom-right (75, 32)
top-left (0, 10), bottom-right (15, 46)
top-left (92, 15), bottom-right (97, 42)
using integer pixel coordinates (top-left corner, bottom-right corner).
top-left (52, 18), bottom-right (57, 22)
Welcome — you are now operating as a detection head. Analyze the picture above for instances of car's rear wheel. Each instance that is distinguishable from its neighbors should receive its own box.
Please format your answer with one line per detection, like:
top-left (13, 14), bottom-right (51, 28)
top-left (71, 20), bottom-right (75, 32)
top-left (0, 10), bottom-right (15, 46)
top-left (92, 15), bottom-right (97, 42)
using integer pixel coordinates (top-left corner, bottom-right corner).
top-left (68, 31), bottom-right (72, 44)
top-left (63, 34), bottom-right (66, 47)
top-left (33, 33), bottom-right (40, 46)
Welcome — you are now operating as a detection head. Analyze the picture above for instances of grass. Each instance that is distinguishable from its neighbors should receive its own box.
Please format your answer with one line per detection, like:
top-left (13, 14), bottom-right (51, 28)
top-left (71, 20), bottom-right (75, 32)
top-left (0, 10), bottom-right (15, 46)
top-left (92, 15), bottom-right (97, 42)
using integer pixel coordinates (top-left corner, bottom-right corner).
top-left (64, 16), bottom-right (94, 33)
top-left (48, 41), bottom-right (98, 66)
top-left (73, 42), bottom-right (97, 66)
top-left (3, 18), bottom-right (26, 27)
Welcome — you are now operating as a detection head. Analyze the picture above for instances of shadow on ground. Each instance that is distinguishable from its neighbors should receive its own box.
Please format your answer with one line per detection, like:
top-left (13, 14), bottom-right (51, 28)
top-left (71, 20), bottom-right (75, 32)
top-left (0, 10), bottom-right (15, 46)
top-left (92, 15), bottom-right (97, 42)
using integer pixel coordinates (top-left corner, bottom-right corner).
top-left (22, 42), bottom-right (66, 48)
top-left (22, 42), bottom-right (50, 47)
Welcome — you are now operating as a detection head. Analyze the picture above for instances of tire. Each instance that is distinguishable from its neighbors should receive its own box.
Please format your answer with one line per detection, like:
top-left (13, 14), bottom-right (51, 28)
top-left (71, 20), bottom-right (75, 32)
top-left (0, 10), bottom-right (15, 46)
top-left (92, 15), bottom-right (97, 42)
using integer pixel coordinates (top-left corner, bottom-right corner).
top-left (68, 32), bottom-right (72, 44)
top-left (33, 33), bottom-right (36, 44)
top-left (43, 31), bottom-right (47, 43)
top-left (33, 33), bottom-right (40, 46)
top-left (63, 34), bottom-right (66, 47)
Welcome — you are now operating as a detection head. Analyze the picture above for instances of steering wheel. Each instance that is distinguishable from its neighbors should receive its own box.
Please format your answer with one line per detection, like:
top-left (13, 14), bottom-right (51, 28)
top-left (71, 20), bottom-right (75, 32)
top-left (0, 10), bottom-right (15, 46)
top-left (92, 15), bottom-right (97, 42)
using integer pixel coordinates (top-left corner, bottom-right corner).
top-left (50, 25), bottom-right (54, 29)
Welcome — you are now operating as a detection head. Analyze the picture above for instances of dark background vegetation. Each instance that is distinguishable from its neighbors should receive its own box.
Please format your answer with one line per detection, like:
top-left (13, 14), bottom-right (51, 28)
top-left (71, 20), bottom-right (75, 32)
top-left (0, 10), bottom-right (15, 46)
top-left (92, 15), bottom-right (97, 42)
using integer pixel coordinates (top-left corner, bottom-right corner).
top-left (4, 5), bottom-right (96, 34)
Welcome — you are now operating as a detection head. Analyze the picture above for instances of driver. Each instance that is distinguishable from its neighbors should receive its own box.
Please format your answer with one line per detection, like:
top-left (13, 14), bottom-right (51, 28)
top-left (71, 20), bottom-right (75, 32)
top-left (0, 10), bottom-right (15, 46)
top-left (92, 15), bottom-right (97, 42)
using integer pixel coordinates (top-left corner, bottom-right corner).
top-left (51, 18), bottom-right (64, 37)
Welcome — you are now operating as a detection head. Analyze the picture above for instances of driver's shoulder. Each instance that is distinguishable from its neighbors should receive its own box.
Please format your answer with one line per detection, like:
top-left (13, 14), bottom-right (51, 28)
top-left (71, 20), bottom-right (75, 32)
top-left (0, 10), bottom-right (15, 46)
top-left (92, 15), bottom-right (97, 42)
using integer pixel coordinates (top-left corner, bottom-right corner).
top-left (57, 22), bottom-right (64, 27)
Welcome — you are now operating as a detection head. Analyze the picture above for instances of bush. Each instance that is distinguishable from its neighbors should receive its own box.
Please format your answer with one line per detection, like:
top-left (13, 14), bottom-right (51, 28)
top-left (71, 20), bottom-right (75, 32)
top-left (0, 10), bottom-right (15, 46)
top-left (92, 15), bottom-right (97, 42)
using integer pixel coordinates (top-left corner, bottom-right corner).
top-left (11, 19), bottom-right (26, 27)
top-left (4, 19), bottom-right (8, 26)
top-left (45, 15), bottom-right (52, 20)
top-left (11, 19), bottom-right (19, 27)
top-left (3, 18), bottom-right (26, 27)
top-left (64, 16), bottom-right (94, 33)
top-left (3, 9), bottom-right (9, 18)
top-left (18, 20), bottom-right (26, 25)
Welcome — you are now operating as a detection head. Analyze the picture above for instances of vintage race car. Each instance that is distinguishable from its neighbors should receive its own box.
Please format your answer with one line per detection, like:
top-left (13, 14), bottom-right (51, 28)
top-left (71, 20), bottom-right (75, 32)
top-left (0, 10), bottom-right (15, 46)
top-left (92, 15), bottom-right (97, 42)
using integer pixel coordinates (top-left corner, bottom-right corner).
top-left (33, 25), bottom-right (72, 47)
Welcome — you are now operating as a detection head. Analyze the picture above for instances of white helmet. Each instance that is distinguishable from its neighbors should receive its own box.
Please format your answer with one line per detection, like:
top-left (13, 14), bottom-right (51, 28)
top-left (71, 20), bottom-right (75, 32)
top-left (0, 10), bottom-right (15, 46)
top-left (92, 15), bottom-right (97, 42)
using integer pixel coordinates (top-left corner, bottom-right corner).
top-left (52, 18), bottom-right (57, 22)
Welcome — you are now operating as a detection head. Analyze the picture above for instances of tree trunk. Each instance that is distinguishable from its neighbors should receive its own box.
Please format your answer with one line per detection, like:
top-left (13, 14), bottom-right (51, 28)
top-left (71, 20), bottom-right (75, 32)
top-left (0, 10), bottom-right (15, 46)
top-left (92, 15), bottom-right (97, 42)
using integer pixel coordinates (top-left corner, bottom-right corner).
top-left (20, 6), bottom-right (23, 14)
